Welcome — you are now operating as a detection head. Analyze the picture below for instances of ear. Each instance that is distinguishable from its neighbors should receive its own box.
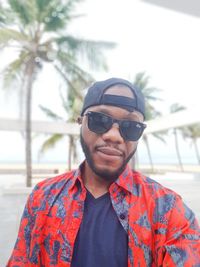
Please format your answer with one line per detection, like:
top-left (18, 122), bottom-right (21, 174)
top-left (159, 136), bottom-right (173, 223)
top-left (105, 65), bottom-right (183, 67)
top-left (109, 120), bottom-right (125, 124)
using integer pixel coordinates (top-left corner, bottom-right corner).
top-left (77, 116), bottom-right (83, 125)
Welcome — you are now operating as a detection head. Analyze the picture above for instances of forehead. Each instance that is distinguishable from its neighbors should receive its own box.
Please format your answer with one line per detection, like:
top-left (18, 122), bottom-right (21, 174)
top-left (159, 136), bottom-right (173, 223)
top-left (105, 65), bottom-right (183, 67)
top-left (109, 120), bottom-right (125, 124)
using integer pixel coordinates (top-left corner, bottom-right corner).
top-left (104, 85), bottom-right (135, 98)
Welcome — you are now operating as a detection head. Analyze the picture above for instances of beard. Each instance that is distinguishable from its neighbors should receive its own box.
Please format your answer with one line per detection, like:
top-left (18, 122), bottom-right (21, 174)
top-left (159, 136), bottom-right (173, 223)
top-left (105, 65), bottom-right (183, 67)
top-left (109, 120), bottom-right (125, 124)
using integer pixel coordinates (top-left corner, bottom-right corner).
top-left (80, 133), bottom-right (137, 182)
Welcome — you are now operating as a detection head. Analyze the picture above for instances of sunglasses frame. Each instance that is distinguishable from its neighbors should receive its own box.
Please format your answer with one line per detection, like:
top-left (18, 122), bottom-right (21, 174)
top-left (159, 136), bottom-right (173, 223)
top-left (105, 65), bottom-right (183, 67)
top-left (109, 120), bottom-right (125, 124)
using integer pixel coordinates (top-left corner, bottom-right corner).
top-left (84, 111), bottom-right (146, 141)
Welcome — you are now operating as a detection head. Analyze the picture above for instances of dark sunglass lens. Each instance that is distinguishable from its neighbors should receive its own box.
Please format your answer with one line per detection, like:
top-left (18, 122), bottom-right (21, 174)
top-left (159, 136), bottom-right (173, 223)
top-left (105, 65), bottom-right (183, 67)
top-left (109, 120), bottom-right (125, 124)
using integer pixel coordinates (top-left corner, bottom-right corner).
top-left (88, 112), bottom-right (112, 134)
top-left (121, 121), bottom-right (144, 141)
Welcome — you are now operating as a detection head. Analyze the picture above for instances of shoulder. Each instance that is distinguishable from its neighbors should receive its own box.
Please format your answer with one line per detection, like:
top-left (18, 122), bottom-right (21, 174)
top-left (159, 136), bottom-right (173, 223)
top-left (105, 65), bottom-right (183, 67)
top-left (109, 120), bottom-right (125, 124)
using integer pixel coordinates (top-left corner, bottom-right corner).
top-left (130, 171), bottom-right (183, 218)
top-left (131, 171), bottom-right (196, 223)
top-left (28, 170), bottom-right (76, 209)
top-left (131, 170), bottom-right (178, 199)
top-left (35, 170), bottom-right (74, 191)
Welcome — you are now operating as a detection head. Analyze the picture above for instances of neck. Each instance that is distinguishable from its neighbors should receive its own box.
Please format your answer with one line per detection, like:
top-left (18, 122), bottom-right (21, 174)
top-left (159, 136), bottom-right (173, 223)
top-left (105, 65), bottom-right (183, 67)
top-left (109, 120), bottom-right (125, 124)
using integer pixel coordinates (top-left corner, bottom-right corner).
top-left (81, 162), bottom-right (112, 198)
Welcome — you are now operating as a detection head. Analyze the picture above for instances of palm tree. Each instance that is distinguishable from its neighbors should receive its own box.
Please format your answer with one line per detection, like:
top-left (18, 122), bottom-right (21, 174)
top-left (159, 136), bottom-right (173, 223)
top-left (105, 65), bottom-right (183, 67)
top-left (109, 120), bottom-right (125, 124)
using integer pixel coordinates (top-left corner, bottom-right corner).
top-left (39, 79), bottom-right (83, 170)
top-left (182, 124), bottom-right (200, 164)
top-left (133, 72), bottom-right (165, 172)
top-left (0, 0), bottom-right (115, 186)
top-left (170, 103), bottom-right (186, 171)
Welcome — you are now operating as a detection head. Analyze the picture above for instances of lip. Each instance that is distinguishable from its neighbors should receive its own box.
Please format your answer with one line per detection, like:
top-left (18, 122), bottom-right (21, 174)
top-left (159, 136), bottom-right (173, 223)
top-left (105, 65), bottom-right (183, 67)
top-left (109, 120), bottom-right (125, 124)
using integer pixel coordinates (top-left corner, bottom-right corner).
top-left (96, 146), bottom-right (123, 157)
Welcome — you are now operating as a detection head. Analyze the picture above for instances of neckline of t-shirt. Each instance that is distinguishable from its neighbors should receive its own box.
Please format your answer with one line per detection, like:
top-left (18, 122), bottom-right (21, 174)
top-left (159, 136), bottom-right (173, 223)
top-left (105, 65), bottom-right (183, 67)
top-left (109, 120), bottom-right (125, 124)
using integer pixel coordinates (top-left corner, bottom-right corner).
top-left (86, 189), bottom-right (110, 202)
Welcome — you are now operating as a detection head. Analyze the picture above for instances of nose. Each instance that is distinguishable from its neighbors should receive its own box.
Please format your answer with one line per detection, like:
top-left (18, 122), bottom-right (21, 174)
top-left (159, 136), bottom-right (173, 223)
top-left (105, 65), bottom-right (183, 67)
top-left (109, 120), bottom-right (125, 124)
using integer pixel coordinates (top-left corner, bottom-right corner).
top-left (101, 123), bottom-right (124, 144)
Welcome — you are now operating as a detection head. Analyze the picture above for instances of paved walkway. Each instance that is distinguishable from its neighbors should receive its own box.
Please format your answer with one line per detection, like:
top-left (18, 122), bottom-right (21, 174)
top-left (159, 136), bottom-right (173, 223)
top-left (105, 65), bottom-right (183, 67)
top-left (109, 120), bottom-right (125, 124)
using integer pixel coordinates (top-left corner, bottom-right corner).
top-left (0, 172), bottom-right (200, 266)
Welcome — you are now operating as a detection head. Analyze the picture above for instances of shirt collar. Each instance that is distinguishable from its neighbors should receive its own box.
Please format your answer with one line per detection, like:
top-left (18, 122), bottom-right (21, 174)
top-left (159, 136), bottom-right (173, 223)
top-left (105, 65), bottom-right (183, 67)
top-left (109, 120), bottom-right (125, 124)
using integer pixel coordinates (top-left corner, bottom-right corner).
top-left (69, 161), bottom-right (85, 191)
top-left (115, 165), bottom-right (134, 193)
top-left (70, 161), bottom-right (141, 196)
top-left (115, 165), bottom-right (143, 196)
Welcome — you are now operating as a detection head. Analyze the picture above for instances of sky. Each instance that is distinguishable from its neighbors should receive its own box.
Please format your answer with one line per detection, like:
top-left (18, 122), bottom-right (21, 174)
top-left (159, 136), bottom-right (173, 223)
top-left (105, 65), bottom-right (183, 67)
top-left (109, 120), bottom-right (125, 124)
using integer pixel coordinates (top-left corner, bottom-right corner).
top-left (0, 0), bottom-right (200, 164)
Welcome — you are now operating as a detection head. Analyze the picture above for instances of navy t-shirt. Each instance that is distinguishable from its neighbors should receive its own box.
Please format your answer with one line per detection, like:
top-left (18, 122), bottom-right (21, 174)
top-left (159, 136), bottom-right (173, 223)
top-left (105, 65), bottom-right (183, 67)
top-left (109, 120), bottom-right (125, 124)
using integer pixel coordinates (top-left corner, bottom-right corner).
top-left (71, 190), bottom-right (128, 267)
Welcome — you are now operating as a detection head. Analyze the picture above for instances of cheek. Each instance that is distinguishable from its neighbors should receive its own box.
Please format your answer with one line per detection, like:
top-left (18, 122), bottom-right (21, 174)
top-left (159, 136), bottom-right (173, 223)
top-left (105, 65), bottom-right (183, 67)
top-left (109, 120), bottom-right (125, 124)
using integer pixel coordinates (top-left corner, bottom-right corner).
top-left (81, 123), bottom-right (98, 148)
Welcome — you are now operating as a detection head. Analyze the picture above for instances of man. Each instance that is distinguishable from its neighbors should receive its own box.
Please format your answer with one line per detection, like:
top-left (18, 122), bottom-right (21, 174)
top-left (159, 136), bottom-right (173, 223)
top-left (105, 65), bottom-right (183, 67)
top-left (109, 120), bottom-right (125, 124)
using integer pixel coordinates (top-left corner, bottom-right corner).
top-left (8, 78), bottom-right (200, 266)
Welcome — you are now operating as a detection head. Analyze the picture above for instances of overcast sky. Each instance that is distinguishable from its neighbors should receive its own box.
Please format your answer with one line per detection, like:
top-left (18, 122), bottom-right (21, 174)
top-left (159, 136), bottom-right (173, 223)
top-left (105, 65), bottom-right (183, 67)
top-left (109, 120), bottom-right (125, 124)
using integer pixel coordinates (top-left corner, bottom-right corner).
top-left (0, 0), bottom-right (200, 164)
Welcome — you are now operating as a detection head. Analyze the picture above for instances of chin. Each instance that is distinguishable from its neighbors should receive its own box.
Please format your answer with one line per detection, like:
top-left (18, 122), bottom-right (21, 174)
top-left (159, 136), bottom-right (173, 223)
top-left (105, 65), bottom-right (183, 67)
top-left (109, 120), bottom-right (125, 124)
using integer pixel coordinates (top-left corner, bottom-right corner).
top-left (80, 133), bottom-right (134, 181)
top-left (91, 163), bottom-right (126, 181)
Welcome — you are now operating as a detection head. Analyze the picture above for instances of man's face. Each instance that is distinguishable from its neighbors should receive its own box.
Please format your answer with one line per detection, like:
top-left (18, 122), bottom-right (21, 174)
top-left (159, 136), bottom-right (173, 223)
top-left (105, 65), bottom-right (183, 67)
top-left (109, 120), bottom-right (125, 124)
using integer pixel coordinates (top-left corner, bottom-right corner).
top-left (80, 85), bottom-right (144, 181)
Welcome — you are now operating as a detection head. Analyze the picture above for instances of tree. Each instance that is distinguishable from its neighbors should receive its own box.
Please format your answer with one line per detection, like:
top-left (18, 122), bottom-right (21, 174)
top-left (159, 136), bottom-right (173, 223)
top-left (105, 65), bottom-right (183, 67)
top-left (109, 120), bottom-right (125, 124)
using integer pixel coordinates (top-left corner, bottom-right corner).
top-left (0, 0), bottom-right (115, 186)
top-left (39, 79), bottom-right (83, 170)
top-left (133, 72), bottom-right (165, 172)
top-left (170, 103), bottom-right (186, 171)
top-left (182, 124), bottom-right (200, 164)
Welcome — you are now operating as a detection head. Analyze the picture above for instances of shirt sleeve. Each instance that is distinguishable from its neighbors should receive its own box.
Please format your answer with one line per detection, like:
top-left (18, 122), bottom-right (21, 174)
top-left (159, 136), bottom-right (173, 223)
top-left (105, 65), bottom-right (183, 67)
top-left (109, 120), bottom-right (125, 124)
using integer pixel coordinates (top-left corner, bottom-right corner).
top-left (6, 188), bottom-right (36, 267)
top-left (157, 194), bottom-right (200, 266)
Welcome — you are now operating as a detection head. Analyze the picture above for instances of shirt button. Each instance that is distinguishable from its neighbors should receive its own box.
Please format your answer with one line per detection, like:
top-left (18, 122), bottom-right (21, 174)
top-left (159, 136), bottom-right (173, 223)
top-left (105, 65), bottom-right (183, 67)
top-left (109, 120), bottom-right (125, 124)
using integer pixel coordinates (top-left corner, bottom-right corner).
top-left (120, 213), bottom-right (126, 220)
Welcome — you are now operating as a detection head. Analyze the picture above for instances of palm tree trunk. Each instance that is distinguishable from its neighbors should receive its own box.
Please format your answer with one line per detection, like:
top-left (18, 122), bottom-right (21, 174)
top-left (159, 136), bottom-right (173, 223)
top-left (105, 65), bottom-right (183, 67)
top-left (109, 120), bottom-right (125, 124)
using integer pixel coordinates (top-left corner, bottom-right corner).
top-left (173, 129), bottom-right (184, 171)
top-left (193, 138), bottom-right (200, 164)
top-left (25, 59), bottom-right (35, 187)
top-left (143, 135), bottom-right (154, 172)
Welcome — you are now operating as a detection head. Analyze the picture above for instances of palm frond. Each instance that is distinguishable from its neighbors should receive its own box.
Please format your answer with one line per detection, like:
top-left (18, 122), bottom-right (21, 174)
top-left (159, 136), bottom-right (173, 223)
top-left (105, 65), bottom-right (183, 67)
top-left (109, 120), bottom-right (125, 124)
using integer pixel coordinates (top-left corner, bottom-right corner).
top-left (54, 64), bottom-right (84, 101)
top-left (133, 72), bottom-right (162, 120)
top-left (56, 36), bottom-right (115, 49)
top-left (42, 0), bottom-right (82, 31)
top-left (39, 105), bottom-right (64, 120)
top-left (54, 57), bottom-right (94, 101)
top-left (141, 87), bottom-right (162, 100)
top-left (170, 103), bottom-right (186, 113)
top-left (134, 72), bottom-right (162, 100)
top-left (56, 51), bottom-right (94, 82)
top-left (58, 83), bottom-right (82, 120)
top-left (36, 0), bottom-right (53, 12)
top-left (59, 88), bottom-right (70, 112)
top-left (8, 0), bottom-right (35, 25)
top-left (152, 132), bottom-right (168, 143)
top-left (40, 134), bottom-right (63, 153)
top-left (0, 28), bottom-right (28, 45)
top-left (134, 72), bottom-right (149, 90)
top-left (1, 51), bottom-right (29, 89)
top-left (182, 124), bottom-right (200, 139)
top-left (0, 4), bottom-right (8, 25)
top-left (56, 36), bottom-right (116, 70)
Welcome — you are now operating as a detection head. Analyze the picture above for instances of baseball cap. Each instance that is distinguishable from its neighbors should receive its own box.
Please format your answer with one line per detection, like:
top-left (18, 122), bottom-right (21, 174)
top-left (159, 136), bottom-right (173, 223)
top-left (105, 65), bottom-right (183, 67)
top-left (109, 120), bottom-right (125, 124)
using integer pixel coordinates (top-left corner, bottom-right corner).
top-left (81, 77), bottom-right (145, 118)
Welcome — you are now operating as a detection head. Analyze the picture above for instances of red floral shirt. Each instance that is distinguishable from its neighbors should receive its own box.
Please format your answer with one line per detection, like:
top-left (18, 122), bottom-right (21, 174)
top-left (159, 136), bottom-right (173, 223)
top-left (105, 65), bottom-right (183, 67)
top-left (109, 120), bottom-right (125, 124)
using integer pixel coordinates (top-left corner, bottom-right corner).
top-left (7, 164), bottom-right (200, 266)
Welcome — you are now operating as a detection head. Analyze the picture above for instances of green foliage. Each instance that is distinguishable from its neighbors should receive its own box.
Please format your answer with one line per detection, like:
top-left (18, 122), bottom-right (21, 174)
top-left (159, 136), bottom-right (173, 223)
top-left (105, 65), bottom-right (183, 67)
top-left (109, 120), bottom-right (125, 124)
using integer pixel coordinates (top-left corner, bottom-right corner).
top-left (0, 28), bottom-right (28, 45)
top-left (39, 105), bottom-right (64, 120)
top-left (0, 0), bottom-right (114, 96)
top-left (8, 0), bottom-right (35, 25)
top-left (40, 133), bottom-right (63, 153)
top-left (1, 51), bottom-right (29, 89)
top-left (133, 72), bottom-right (166, 169)
top-left (56, 36), bottom-right (115, 70)
top-left (170, 104), bottom-right (200, 142)
top-left (170, 103), bottom-right (186, 113)
top-left (0, 4), bottom-right (6, 25)
top-left (36, 0), bottom-right (52, 12)
top-left (181, 123), bottom-right (200, 163)
top-left (133, 72), bottom-right (162, 120)
top-left (182, 124), bottom-right (200, 140)
top-left (37, 0), bottom-right (83, 31)
top-left (0, 0), bottom-right (115, 174)
top-left (134, 72), bottom-right (162, 102)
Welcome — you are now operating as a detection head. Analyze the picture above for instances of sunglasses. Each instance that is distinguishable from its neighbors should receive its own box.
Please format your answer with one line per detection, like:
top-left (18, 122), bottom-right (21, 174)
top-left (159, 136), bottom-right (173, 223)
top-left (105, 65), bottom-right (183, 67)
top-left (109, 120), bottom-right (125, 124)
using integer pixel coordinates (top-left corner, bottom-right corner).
top-left (85, 111), bottom-right (146, 141)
